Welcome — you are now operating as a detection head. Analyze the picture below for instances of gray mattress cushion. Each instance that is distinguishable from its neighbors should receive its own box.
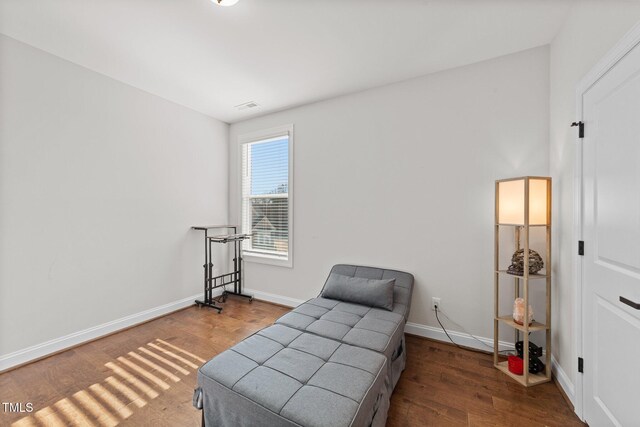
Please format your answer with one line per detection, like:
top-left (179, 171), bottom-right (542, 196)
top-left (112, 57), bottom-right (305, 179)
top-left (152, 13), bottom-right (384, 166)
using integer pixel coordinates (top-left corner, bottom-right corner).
top-left (275, 265), bottom-right (414, 395)
top-left (198, 324), bottom-right (388, 427)
top-left (321, 273), bottom-right (395, 311)
top-left (275, 297), bottom-right (405, 366)
top-left (322, 265), bottom-right (414, 321)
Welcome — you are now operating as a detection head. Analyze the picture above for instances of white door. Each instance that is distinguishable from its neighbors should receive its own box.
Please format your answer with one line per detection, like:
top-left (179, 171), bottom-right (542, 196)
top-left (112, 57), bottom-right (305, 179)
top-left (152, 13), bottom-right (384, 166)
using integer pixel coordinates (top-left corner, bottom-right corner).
top-left (582, 38), bottom-right (640, 427)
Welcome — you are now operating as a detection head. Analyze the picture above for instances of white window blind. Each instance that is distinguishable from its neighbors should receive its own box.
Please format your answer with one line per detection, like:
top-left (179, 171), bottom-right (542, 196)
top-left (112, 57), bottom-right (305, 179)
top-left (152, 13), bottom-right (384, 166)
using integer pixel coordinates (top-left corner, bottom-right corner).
top-left (241, 134), bottom-right (291, 262)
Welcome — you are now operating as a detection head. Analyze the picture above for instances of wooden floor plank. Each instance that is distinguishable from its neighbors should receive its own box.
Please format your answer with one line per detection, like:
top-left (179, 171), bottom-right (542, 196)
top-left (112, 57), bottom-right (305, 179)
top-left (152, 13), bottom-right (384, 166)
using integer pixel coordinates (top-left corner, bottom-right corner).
top-left (0, 298), bottom-right (582, 426)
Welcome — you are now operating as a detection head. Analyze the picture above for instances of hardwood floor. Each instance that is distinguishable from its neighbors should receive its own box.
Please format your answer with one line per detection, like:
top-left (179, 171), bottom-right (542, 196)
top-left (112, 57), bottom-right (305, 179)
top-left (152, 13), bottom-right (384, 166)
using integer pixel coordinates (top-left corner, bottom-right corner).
top-left (390, 337), bottom-right (583, 427)
top-left (0, 299), bottom-right (583, 427)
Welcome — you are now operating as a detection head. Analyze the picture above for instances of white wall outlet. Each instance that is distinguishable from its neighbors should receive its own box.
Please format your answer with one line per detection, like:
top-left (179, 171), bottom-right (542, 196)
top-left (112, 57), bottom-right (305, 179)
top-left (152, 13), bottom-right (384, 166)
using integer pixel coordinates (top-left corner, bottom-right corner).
top-left (431, 297), bottom-right (441, 311)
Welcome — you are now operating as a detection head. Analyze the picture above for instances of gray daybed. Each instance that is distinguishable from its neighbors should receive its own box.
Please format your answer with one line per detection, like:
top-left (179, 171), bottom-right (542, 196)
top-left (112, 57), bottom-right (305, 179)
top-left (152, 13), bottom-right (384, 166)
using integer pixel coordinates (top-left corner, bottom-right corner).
top-left (276, 264), bottom-right (414, 393)
top-left (194, 264), bottom-right (415, 427)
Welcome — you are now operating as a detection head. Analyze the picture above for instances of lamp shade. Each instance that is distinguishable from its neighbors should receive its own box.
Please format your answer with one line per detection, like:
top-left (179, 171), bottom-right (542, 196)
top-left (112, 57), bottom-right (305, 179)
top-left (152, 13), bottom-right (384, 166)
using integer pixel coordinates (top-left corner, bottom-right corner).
top-left (497, 177), bottom-right (550, 225)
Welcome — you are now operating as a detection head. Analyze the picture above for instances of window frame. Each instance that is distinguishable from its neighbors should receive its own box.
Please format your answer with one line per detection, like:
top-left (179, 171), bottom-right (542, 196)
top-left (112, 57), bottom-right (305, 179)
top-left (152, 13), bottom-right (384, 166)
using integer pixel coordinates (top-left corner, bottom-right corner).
top-left (237, 124), bottom-right (294, 268)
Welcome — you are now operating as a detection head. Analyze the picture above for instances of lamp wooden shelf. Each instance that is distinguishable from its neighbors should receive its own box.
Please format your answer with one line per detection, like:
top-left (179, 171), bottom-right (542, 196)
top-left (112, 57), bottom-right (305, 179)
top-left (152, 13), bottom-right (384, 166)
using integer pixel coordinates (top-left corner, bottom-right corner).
top-left (494, 176), bottom-right (552, 387)
top-left (495, 361), bottom-right (549, 386)
top-left (495, 270), bottom-right (549, 279)
top-left (495, 316), bottom-right (548, 332)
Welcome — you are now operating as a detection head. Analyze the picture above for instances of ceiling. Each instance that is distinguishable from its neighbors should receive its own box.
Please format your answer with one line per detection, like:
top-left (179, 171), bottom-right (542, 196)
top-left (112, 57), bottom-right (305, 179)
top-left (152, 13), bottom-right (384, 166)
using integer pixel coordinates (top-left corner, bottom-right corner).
top-left (0, 0), bottom-right (577, 123)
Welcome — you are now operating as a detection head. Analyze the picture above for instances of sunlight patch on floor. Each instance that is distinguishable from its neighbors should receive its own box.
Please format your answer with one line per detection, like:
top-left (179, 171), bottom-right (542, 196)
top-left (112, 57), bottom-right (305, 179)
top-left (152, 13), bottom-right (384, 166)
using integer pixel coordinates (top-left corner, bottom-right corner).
top-left (115, 357), bottom-right (170, 391)
top-left (146, 343), bottom-right (199, 369)
top-left (127, 352), bottom-right (180, 382)
top-left (137, 347), bottom-right (190, 375)
top-left (88, 383), bottom-right (133, 419)
top-left (54, 398), bottom-right (96, 426)
top-left (73, 390), bottom-right (118, 427)
top-left (155, 339), bottom-right (207, 363)
top-left (104, 377), bottom-right (146, 409)
top-left (11, 339), bottom-right (205, 427)
top-left (33, 407), bottom-right (67, 427)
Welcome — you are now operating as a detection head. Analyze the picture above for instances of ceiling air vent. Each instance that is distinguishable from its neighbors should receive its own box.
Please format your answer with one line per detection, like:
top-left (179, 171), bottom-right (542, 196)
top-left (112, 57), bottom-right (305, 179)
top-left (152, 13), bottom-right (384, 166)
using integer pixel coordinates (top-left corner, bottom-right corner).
top-left (235, 101), bottom-right (259, 111)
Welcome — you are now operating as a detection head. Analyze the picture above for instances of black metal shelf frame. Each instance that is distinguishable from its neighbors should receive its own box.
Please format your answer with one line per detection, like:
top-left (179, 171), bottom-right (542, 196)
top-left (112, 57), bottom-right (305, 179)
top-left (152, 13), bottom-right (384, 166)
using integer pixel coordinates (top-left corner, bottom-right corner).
top-left (191, 225), bottom-right (253, 313)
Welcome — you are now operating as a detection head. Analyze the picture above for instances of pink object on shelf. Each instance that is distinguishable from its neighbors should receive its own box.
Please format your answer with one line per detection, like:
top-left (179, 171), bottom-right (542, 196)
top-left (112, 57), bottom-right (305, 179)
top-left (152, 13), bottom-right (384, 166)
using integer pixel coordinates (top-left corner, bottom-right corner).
top-left (512, 297), bottom-right (533, 325)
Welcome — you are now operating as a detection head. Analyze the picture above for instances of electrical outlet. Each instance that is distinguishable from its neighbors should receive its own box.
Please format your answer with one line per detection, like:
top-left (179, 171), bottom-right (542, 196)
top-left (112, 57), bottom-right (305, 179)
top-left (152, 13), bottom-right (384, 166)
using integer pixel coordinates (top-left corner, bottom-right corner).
top-left (431, 297), bottom-right (441, 311)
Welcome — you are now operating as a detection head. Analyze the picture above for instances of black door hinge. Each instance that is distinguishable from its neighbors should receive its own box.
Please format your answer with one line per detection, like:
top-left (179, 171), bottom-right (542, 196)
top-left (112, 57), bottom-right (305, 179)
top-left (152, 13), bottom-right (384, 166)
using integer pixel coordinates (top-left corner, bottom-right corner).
top-left (578, 240), bottom-right (584, 256)
top-left (571, 121), bottom-right (584, 138)
top-left (578, 357), bottom-right (584, 373)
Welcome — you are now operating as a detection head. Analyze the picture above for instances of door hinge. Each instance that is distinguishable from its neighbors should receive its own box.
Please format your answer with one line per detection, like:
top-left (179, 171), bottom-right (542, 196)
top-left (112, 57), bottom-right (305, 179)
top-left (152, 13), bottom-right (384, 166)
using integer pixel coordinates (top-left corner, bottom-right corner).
top-left (578, 240), bottom-right (584, 256)
top-left (578, 357), bottom-right (584, 373)
top-left (571, 121), bottom-right (584, 138)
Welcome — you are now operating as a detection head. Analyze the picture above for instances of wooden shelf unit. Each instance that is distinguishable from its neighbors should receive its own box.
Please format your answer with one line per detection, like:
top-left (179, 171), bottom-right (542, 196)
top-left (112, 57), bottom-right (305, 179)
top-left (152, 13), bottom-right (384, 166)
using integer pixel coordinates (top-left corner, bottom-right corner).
top-left (495, 270), bottom-right (549, 279)
top-left (494, 177), bottom-right (552, 387)
top-left (495, 361), bottom-right (549, 386)
top-left (495, 316), bottom-right (548, 332)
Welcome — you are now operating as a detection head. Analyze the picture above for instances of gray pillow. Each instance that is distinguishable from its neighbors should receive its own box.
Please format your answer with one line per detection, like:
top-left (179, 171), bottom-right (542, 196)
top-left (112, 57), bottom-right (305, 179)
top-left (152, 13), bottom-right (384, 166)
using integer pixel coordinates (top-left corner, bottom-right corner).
top-left (321, 273), bottom-right (395, 311)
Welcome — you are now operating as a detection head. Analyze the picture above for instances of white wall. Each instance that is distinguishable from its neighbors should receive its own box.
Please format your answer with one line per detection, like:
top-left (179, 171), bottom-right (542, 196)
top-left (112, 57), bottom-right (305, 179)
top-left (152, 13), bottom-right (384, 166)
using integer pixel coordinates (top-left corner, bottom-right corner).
top-left (550, 3), bottom-right (640, 390)
top-left (230, 47), bottom-right (550, 343)
top-left (0, 35), bottom-right (228, 362)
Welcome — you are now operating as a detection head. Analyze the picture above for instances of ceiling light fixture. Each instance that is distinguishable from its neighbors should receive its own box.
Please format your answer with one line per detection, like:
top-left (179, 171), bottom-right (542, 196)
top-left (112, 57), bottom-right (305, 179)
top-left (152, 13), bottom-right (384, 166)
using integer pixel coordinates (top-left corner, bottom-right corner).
top-left (213, 0), bottom-right (239, 6)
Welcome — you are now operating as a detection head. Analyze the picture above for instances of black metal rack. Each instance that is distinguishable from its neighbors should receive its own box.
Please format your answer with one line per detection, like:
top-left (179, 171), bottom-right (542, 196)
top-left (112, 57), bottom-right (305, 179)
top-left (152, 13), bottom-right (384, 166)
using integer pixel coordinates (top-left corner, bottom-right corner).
top-left (191, 225), bottom-right (253, 313)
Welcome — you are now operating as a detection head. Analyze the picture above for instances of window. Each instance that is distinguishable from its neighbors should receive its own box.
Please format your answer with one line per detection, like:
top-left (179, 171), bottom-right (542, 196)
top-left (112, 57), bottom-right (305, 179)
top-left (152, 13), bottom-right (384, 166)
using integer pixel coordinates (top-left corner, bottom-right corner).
top-left (240, 125), bottom-right (293, 266)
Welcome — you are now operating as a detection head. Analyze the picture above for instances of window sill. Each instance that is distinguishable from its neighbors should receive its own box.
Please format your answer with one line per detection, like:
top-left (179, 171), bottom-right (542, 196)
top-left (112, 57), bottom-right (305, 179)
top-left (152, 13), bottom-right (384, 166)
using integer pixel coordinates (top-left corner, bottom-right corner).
top-left (243, 252), bottom-right (293, 268)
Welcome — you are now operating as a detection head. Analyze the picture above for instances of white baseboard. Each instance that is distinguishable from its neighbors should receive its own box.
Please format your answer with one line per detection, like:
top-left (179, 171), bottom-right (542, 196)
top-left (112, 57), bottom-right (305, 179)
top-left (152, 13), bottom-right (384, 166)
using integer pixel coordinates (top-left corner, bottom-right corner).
top-left (0, 292), bottom-right (209, 372)
top-left (244, 288), bottom-right (577, 404)
top-left (244, 289), bottom-right (515, 353)
top-left (1, 285), bottom-right (577, 409)
top-left (551, 355), bottom-right (575, 405)
top-left (404, 322), bottom-right (515, 352)
top-left (244, 288), bottom-right (305, 307)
